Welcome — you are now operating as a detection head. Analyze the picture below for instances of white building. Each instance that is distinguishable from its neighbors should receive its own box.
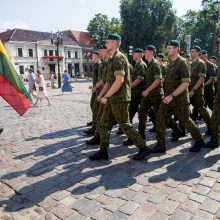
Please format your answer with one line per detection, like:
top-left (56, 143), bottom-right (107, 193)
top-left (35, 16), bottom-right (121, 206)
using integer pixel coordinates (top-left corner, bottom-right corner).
top-left (0, 29), bottom-right (84, 79)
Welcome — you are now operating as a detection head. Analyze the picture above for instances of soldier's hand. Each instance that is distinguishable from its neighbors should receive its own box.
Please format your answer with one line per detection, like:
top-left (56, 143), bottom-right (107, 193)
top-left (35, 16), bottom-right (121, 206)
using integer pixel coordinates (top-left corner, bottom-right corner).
top-left (97, 95), bottom-right (102, 102)
top-left (163, 95), bottom-right (173, 104)
top-left (101, 97), bottom-right (108, 105)
top-left (189, 91), bottom-right (194, 97)
top-left (142, 90), bottom-right (149, 97)
top-left (88, 86), bottom-right (93, 89)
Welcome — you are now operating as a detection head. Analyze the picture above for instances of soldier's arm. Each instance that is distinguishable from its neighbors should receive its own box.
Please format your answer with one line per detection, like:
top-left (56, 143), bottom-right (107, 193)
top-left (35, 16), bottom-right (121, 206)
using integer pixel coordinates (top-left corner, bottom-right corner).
top-left (105, 75), bottom-right (124, 98)
top-left (131, 79), bottom-right (142, 88)
top-left (93, 79), bottom-right (104, 92)
top-left (191, 77), bottom-right (204, 92)
top-left (97, 83), bottom-right (109, 102)
top-left (143, 79), bottom-right (161, 95)
top-left (205, 64), bottom-right (216, 86)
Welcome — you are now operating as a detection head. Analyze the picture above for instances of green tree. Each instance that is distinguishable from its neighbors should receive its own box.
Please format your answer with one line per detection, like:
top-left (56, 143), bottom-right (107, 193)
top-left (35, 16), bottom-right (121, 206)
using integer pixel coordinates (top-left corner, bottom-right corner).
top-left (178, 9), bottom-right (220, 56)
top-left (87, 13), bottom-right (121, 46)
top-left (120, 0), bottom-right (177, 52)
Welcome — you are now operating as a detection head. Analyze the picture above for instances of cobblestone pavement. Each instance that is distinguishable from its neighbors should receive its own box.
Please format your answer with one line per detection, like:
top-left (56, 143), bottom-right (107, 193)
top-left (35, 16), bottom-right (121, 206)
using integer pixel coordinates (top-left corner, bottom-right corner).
top-left (0, 79), bottom-right (220, 220)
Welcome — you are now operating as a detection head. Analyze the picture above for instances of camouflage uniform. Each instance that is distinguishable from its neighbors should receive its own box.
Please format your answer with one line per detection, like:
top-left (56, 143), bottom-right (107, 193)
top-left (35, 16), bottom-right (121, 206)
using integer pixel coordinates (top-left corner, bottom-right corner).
top-left (138, 59), bottom-right (164, 137)
top-left (94, 60), bottom-right (109, 138)
top-left (129, 60), bottom-right (147, 123)
top-left (91, 60), bottom-right (101, 126)
top-left (204, 60), bottom-right (216, 110)
top-left (210, 67), bottom-right (220, 139)
top-left (190, 58), bottom-right (211, 129)
top-left (99, 51), bottom-right (145, 149)
top-left (156, 56), bottom-right (202, 142)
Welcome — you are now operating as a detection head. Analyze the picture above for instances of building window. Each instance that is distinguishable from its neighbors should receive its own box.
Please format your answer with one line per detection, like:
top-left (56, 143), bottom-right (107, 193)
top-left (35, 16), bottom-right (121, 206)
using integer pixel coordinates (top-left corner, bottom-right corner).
top-left (55, 50), bottom-right (58, 56)
top-left (29, 49), bottom-right (33, 57)
top-left (18, 48), bottom-right (23, 57)
top-left (49, 50), bottom-right (54, 61)
top-left (67, 51), bottom-right (71, 58)
top-left (19, 65), bottom-right (24, 74)
top-left (44, 49), bottom-right (48, 56)
top-left (75, 51), bottom-right (78, 58)
top-left (42, 67), bottom-right (45, 71)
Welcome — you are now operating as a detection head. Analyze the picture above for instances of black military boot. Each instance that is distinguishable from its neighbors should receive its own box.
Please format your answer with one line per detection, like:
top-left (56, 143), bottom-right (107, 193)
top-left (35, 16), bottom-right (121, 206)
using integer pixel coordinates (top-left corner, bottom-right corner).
top-left (0, 128), bottom-right (3, 135)
top-left (89, 149), bottom-right (109, 160)
top-left (204, 138), bottom-right (219, 148)
top-left (151, 142), bottom-right (166, 153)
top-left (84, 127), bottom-right (95, 136)
top-left (171, 129), bottom-right (182, 142)
top-left (87, 121), bottom-right (93, 126)
top-left (139, 132), bottom-right (146, 140)
top-left (133, 146), bottom-right (151, 160)
top-left (123, 138), bottom-right (133, 146)
top-left (149, 126), bottom-right (156, 133)
top-left (116, 128), bottom-right (124, 135)
top-left (189, 139), bottom-right (205, 152)
top-left (205, 129), bottom-right (211, 136)
top-left (86, 136), bottom-right (100, 145)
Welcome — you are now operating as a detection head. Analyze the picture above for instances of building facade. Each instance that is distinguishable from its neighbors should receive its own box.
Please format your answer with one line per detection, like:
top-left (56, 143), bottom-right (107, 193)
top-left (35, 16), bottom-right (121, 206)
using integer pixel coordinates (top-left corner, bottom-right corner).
top-left (0, 29), bottom-right (91, 79)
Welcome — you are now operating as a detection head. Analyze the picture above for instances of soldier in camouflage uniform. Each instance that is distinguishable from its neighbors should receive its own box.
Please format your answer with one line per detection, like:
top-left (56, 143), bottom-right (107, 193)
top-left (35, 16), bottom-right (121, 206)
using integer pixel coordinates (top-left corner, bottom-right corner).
top-left (89, 34), bottom-right (150, 161)
top-left (189, 46), bottom-right (211, 134)
top-left (200, 50), bottom-right (216, 111)
top-left (205, 61), bottom-right (220, 149)
top-left (84, 51), bottom-right (101, 135)
top-left (151, 40), bottom-right (204, 154)
top-left (123, 48), bottom-right (147, 145)
top-left (138, 45), bottom-right (164, 140)
top-left (209, 56), bottom-right (218, 96)
top-left (86, 46), bottom-right (110, 145)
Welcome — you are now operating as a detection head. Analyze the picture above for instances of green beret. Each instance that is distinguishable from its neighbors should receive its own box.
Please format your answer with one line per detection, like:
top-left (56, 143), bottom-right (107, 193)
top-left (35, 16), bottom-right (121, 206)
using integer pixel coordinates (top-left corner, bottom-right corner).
top-left (200, 50), bottom-right (208, 55)
top-left (133, 48), bottom-right (143, 53)
top-left (167, 40), bottom-right (180, 48)
top-left (99, 45), bottom-right (107, 49)
top-left (157, 53), bottom-right (164, 59)
top-left (106, 34), bottom-right (121, 41)
top-left (190, 45), bottom-right (201, 52)
top-left (92, 51), bottom-right (99, 55)
top-left (144, 45), bottom-right (156, 52)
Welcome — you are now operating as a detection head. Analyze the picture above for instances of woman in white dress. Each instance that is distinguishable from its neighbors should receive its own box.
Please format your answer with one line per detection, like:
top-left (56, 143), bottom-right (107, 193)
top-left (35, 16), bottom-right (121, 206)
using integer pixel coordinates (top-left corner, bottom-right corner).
top-left (34, 70), bottom-right (51, 106)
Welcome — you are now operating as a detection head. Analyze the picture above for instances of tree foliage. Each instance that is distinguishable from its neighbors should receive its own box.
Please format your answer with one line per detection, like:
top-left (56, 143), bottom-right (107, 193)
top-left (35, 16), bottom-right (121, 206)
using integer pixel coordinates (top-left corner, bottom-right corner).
top-left (120, 0), bottom-right (177, 52)
top-left (87, 13), bottom-right (121, 46)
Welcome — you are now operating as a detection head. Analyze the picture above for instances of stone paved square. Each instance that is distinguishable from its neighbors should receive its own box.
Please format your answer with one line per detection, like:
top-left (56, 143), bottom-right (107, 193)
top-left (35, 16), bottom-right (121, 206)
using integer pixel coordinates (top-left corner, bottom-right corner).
top-left (0, 79), bottom-right (220, 219)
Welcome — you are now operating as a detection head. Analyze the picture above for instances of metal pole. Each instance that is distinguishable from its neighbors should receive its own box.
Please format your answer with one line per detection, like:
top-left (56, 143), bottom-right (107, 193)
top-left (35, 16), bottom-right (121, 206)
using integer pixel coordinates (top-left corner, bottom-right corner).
top-left (57, 43), bottom-right (61, 88)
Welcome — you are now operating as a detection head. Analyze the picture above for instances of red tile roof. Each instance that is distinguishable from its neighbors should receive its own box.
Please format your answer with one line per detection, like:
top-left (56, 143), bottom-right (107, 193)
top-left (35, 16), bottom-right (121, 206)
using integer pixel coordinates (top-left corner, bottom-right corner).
top-left (0, 29), bottom-right (79, 46)
top-left (71, 30), bottom-right (97, 48)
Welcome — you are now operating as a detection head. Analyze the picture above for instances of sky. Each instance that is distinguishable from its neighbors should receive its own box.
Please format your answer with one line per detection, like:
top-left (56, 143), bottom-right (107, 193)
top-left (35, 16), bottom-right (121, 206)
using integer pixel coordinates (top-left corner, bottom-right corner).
top-left (0, 0), bottom-right (203, 33)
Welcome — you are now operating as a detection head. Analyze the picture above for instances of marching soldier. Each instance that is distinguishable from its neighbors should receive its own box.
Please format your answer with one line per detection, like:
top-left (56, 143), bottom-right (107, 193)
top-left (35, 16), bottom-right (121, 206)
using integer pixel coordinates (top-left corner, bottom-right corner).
top-left (138, 45), bottom-right (164, 140)
top-left (123, 48), bottom-right (147, 145)
top-left (205, 59), bottom-right (220, 149)
top-left (189, 46), bottom-right (211, 134)
top-left (84, 51), bottom-right (101, 135)
top-left (89, 34), bottom-right (150, 161)
top-left (151, 40), bottom-right (204, 154)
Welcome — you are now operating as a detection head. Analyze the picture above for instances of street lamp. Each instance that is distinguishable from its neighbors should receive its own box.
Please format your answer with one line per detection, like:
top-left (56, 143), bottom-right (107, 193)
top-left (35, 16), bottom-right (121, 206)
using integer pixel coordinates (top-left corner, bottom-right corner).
top-left (50, 30), bottom-right (63, 88)
top-left (202, 0), bottom-right (220, 55)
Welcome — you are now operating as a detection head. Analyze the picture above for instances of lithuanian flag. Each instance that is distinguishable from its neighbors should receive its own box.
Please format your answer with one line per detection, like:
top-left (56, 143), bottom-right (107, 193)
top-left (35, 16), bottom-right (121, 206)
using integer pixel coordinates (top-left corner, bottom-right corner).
top-left (0, 41), bottom-right (32, 116)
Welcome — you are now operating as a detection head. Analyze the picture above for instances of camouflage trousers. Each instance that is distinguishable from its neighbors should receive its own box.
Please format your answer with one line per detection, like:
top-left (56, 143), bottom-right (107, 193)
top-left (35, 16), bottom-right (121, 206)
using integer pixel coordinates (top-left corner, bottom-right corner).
top-left (138, 96), bottom-right (162, 136)
top-left (99, 101), bottom-right (145, 149)
top-left (190, 95), bottom-right (211, 130)
top-left (211, 97), bottom-right (220, 139)
top-left (91, 97), bottom-right (100, 127)
top-left (94, 103), bottom-right (106, 138)
top-left (156, 101), bottom-right (202, 142)
top-left (204, 88), bottom-right (214, 111)
top-left (129, 96), bottom-right (142, 123)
